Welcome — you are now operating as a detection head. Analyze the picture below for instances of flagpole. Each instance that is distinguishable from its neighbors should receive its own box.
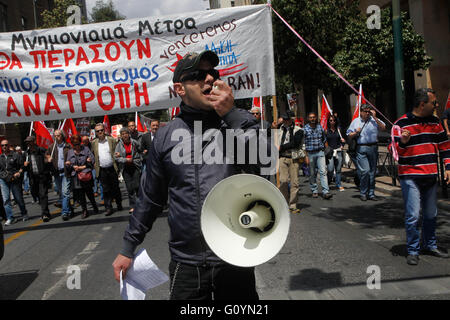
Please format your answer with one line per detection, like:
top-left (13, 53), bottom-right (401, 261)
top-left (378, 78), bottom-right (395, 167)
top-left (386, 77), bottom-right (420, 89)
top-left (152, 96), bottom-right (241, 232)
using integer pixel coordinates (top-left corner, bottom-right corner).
top-left (358, 84), bottom-right (362, 118)
top-left (261, 96), bottom-right (265, 129)
top-left (29, 121), bottom-right (33, 136)
top-left (272, 95), bottom-right (280, 188)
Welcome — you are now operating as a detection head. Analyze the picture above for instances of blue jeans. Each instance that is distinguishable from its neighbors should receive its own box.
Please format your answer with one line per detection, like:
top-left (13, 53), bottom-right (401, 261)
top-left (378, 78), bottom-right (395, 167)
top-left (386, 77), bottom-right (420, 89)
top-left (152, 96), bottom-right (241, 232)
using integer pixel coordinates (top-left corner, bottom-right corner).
top-left (0, 179), bottom-right (27, 220)
top-left (327, 150), bottom-right (343, 188)
top-left (54, 173), bottom-right (72, 215)
top-left (23, 172), bottom-right (30, 192)
top-left (308, 150), bottom-right (329, 194)
top-left (400, 178), bottom-right (437, 256)
top-left (356, 145), bottom-right (378, 197)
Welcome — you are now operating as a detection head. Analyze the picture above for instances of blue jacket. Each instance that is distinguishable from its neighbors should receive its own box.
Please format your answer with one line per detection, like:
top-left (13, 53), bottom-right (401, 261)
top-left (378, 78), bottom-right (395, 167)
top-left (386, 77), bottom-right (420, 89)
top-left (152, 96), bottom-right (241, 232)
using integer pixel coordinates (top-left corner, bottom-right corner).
top-left (121, 103), bottom-right (265, 266)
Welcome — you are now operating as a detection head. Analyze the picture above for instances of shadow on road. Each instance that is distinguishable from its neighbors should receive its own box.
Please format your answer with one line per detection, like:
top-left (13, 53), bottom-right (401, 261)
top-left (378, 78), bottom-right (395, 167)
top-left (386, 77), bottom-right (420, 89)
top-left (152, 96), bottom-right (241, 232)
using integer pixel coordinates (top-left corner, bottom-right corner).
top-left (289, 268), bottom-right (342, 292)
top-left (3, 209), bottom-right (168, 236)
top-left (0, 270), bottom-right (39, 300)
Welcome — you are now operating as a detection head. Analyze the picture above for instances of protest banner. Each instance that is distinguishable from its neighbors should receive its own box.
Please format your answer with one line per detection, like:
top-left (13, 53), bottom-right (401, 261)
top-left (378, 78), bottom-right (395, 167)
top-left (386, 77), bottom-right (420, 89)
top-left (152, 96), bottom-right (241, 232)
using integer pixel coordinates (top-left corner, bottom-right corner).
top-left (76, 118), bottom-right (90, 135)
top-left (111, 124), bottom-right (123, 138)
top-left (0, 5), bottom-right (275, 123)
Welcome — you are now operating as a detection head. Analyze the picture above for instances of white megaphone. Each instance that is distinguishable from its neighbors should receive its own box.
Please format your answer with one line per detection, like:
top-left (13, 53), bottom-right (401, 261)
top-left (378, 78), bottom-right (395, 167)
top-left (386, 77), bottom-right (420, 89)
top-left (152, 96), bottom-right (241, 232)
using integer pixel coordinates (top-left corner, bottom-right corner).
top-left (201, 174), bottom-right (290, 267)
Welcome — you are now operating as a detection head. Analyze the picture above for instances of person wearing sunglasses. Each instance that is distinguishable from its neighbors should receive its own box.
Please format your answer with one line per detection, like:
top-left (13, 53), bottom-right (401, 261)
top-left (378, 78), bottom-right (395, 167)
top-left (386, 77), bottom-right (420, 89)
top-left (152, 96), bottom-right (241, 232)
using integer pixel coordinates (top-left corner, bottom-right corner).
top-left (392, 88), bottom-right (450, 265)
top-left (113, 50), bottom-right (266, 300)
top-left (0, 139), bottom-right (28, 226)
top-left (91, 123), bottom-right (123, 216)
top-left (346, 104), bottom-right (386, 201)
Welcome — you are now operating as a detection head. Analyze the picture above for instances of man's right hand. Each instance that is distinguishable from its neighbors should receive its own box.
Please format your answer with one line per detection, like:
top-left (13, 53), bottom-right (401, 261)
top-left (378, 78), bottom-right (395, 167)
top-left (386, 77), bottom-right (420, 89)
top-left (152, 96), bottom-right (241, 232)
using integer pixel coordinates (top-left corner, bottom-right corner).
top-left (112, 254), bottom-right (133, 282)
top-left (400, 129), bottom-right (411, 144)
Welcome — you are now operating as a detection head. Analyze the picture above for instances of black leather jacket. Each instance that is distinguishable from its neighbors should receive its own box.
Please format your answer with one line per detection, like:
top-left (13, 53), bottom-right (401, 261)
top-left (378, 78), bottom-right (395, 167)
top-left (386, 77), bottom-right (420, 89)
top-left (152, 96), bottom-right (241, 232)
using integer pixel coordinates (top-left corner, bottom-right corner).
top-left (121, 103), bottom-right (265, 266)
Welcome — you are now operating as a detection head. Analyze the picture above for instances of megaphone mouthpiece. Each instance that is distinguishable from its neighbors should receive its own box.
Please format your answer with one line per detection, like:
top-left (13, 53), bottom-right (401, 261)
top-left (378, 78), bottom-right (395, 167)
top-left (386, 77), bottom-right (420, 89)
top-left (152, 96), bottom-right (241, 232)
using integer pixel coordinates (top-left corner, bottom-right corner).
top-left (239, 201), bottom-right (275, 232)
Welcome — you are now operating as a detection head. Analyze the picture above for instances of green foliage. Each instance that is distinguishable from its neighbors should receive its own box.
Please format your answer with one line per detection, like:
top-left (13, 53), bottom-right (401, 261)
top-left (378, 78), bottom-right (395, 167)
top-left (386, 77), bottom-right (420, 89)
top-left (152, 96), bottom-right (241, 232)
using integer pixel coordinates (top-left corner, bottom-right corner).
top-left (41, 0), bottom-right (86, 28)
top-left (272, 0), bottom-right (432, 98)
top-left (89, 0), bottom-right (125, 23)
top-left (273, 0), bottom-right (361, 94)
top-left (333, 7), bottom-right (432, 96)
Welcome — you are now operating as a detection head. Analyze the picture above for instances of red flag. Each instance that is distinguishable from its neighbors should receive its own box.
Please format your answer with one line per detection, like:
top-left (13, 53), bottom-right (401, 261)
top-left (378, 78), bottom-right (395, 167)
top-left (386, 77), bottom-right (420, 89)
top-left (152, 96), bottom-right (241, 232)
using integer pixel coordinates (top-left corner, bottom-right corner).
top-left (445, 93), bottom-right (450, 110)
top-left (60, 119), bottom-right (78, 143)
top-left (136, 112), bottom-right (147, 132)
top-left (320, 95), bottom-right (332, 131)
top-left (170, 107), bottom-right (180, 120)
top-left (252, 97), bottom-right (261, 108)
top-left (33, 121), bottom-right (53, 149)
top-left (352, 84), bottom-right (366, 122)
top-left (103, 115), bottom-right (111, 135)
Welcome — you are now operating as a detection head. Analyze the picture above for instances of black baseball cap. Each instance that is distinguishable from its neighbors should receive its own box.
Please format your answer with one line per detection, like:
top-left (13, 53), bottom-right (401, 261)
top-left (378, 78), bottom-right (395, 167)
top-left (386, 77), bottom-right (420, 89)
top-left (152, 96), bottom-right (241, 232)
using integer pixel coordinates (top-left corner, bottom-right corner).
top-left (24, 136), bottom-right (36, 143)
top-left (172, 50), bottom-right (219, 83)
top-left (281, 110), bottom-right (295, 119)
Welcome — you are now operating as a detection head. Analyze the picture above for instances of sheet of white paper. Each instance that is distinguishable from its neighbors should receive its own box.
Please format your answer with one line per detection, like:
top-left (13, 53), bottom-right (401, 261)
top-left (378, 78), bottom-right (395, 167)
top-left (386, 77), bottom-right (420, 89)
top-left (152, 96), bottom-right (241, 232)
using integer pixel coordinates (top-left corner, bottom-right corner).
top-left (120, 270), bottom-right (146, 300)
top-left (119, 248), bottom-right (169, 300)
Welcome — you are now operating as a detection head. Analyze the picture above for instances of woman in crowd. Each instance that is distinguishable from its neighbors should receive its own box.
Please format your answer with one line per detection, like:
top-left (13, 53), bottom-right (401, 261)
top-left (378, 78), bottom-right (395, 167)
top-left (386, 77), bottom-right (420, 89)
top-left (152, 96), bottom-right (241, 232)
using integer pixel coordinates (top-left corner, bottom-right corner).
top-left (114, 128), bottom-right (142, 214)
top-left (66, 134), bottom-right (99, 219)
top-left (326, 115), bottom-right (346, 191)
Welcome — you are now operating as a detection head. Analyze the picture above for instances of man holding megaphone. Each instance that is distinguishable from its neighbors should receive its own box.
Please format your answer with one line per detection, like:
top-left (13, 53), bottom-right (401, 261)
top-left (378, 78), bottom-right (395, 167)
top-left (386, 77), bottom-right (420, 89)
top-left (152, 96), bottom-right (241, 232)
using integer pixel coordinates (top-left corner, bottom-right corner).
top-left (112, 50), bottom-right (272, 300)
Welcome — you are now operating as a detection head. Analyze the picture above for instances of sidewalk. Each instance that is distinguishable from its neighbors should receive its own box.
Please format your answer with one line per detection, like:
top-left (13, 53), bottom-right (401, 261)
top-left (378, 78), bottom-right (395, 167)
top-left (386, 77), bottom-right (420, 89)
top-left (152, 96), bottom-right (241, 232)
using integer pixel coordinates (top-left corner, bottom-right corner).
top-left (341, 167), bottom-right (450, 212)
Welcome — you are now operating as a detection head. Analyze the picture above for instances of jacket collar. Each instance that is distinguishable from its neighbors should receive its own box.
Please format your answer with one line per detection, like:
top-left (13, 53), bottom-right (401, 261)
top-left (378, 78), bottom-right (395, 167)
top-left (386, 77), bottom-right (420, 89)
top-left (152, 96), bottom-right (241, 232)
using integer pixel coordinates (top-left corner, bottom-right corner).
top-left (178, 102), bottom-right (222, 129)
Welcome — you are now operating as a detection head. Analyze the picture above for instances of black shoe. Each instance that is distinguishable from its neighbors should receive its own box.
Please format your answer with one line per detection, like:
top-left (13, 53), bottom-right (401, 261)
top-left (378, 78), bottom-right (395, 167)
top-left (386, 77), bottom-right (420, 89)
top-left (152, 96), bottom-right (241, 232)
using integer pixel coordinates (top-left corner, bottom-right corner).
top-left (360, 195), bottom-right (367, 201)
top-left (62, 214), bottom-right (69, 221)
top-left (54, 202), bottom-right (62, 208)
top-left (421, 248), bottom-right (449, 258)
top-left (117, 204), bottom-right (123, 211)
top-left (105, 208), bottom-right (113, 216)
top-left (369, 196), bottom-right (379, 201)
top-left (81, 210), bottom-right (89, 219)
top-left (407, 255), bottom-right (419, 265)
top-left (42, 215), bottom-right (50, 222)
top-left (93, 206), bottom-right (99, 214)
top-left (323, 193), bottom-right (332, 200)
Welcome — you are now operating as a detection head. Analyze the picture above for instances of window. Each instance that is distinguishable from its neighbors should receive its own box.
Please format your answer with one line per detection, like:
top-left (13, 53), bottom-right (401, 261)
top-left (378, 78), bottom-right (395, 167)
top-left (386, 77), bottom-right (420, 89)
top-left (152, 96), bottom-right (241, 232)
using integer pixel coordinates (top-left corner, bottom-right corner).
top-left (0, 3), bottom-right (7, 32)
top-left (231, 0), bottom-right (235, 7)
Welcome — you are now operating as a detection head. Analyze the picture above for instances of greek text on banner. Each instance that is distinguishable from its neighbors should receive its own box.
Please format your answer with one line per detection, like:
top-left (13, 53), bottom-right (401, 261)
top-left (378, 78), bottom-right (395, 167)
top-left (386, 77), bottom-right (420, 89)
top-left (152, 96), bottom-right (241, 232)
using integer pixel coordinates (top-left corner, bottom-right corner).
top-left (0, 4), bottom-right (275, 123)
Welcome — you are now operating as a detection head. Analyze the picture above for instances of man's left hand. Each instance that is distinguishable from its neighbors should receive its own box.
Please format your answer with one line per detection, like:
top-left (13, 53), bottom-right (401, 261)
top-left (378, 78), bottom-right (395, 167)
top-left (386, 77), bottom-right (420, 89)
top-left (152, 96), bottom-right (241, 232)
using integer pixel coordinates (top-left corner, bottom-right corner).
top-left (445, 170), bottom-right (450, 185)
top-left (208, 80), bottom-right (234, 117)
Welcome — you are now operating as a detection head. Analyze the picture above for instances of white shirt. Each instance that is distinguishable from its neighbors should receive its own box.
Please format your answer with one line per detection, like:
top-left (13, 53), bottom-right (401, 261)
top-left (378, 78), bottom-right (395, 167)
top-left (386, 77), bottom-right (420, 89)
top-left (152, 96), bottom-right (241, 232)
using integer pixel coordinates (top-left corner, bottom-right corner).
top-left (98, 139), bottom-right (113, 168)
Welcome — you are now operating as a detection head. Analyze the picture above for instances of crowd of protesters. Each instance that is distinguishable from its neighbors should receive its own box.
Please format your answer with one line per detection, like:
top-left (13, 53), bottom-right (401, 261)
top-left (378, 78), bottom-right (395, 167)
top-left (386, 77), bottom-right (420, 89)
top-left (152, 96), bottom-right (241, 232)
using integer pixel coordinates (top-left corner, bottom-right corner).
top-left (0, 119), bottom-right (160, 225)
top-left (250, 87), bottom-right (449, 266)
top-left (1, 88), bottom-right (449, 267)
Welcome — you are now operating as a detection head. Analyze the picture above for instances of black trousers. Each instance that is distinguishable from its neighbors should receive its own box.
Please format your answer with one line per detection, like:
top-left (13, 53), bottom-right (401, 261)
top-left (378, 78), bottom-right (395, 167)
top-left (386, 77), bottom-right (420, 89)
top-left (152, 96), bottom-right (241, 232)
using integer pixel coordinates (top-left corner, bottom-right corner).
top-left (29, 174), bottom-right (49, 217)
top-left (168, 260), bottom-right (259, 300)
top-left (98, 167), bottom-right (122, 209)
top-left (73, 181), bottom-right (98, 212)
top-left (122, 166), bottom-right (140, 209)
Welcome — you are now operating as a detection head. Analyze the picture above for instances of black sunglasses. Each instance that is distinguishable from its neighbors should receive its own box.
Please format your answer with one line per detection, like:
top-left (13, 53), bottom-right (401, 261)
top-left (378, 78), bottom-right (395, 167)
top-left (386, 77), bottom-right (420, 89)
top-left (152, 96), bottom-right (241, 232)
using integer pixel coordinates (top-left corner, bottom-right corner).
top-left (180, 69), bottom-right (220, 82)
top-left (96, 129), bottom-right (104, 133)
top-left (1, 144), bottom-right (8, 146)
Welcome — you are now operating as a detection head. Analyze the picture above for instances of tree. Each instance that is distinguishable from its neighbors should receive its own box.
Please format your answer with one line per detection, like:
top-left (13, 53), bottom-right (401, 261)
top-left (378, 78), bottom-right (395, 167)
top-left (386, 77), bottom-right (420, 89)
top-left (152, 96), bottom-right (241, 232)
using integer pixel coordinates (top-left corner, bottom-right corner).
top-left (272, 0), bottom-right (361, 94)
top-left (272, 0), bottom-right (432, 118)
top-left (332, 7), bottom-right (432, 98)
top-left (41, 0), bottom-right (87, 28)
top-left (89, 0), bottom-right (125, 23)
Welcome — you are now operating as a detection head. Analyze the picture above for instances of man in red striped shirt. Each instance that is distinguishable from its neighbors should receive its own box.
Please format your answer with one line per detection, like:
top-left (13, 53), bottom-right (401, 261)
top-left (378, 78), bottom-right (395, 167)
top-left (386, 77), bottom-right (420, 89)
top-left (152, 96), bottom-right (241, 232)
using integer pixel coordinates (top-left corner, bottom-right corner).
top-left (393, 88), bottom-right (450, 265)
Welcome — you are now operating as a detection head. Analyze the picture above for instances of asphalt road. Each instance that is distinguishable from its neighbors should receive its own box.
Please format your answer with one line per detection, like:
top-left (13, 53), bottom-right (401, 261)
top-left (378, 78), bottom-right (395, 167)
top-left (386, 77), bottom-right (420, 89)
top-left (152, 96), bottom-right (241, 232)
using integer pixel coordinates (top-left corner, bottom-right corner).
top-left (1, 177), bottom-right (450, 301)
